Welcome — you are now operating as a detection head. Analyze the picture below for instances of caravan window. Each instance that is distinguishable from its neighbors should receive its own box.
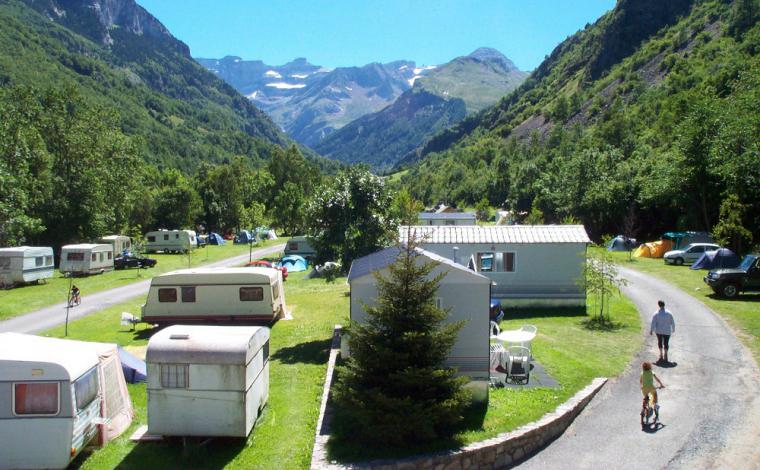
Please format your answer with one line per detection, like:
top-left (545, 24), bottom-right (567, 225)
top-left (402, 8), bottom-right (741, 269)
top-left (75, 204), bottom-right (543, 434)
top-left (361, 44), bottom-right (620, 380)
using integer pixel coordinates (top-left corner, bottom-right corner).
top-left (107, 252), bottom-right (112, 260)
top-left (74, 367), bottom-right (99, 411)
top-left (13, 382), bottom-right (59, 416)
top-left (45, 255), bottom-right (53, 266)
top-left (163, 234), bottom-right (169, 241)
top-left (92, 253), bottom-right (97, 262)
top-left (158, 288), bottom-right (177, 302)
top-left (240, 286), bottom-right (263, 301)
top-left (288, 242), bottom-right (299, 251)
top-left (35, 257), bottom-right (44, 267)
top-left (181, 286), bottom-right (196, 303)
top-left (148, 236), bottom-right (156, 242)
top-left (175, 234), bottom-right (179, 239)
top-left (160, 364), bottom-right (188, 388)
top-left (67, 252), bottom-right (84, 261)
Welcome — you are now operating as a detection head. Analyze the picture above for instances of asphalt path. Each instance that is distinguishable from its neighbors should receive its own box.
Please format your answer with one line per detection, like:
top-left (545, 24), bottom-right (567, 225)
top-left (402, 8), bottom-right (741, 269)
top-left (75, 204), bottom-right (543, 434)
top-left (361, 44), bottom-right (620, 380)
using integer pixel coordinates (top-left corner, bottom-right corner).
top-left (0, 244), bottom-right (285, 334)
top-left (516, 266), bottom-right (760, 470)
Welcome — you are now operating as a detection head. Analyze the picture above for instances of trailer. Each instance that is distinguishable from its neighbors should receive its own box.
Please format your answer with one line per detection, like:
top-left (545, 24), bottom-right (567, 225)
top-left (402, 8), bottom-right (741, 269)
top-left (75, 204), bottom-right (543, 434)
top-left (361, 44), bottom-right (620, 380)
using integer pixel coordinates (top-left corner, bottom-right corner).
top-left (98, 235), bottom-right (132, 257)
top-left (284, 235), bottom-right (317, 259)
top-left (145, 229), bottom-right (197, 254)
top-left (146, 325), bottom-right (270, 437)
top-left (59, 244), bottom-right (114, 276)
top-left (0, 246), bottom-right (55, 287)
top-left (141, 267), bottom-right (286, 324)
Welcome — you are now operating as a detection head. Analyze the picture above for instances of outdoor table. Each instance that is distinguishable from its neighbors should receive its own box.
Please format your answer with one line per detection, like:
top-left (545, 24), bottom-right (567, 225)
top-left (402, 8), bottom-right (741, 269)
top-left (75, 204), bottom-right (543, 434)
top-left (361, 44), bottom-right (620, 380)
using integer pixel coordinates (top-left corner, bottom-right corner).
top-left (495, 329), bottom-right (536, 346)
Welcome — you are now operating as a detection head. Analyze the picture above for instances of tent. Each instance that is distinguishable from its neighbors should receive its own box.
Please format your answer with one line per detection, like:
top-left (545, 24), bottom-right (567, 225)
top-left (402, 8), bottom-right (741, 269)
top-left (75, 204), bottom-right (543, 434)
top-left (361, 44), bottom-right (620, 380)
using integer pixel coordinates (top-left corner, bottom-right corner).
top-left (690, 248), bottom-right (742, 270)
top-left (208, 232), bottom-right (226, 245)
top-left (118, 346), bottom-right (146, 383)
top-left (663, 231), bottom-right (712, 250)
top-left (280, 255), bottom-right (307, 272)
top-left (607, 235), bottom-right (637, 252)
top-left (633, 240), bottom-right (673, 258)
top-left (235, 230), bottom-right (253, 244)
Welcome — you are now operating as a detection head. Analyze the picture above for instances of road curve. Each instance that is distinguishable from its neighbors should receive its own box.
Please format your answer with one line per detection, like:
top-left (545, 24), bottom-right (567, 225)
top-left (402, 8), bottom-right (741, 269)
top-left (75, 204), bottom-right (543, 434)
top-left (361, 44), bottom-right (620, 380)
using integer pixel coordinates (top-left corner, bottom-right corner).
top-left (0, 244), bottom-right (285, 334)
top-left (516, 266), bottom-right (760, 470)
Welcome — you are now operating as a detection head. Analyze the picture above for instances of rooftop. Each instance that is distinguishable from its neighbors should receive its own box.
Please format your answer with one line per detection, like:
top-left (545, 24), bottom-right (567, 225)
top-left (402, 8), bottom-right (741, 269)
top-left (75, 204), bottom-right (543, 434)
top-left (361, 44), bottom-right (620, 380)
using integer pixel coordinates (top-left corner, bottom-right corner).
top-left (418, 212), bottom-right (477, 220)
top-left (399, 225), bottom-right (591, 244)
top-left (348, 245), bottom-right (490, 282)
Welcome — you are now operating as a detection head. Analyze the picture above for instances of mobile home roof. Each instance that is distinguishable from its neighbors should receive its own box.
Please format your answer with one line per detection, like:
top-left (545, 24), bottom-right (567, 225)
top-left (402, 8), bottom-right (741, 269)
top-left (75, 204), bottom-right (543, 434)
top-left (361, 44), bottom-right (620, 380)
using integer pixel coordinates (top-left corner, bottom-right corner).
top-left (0, 333), bottom-right (99, 380)
top-left (348, 246), bottom-right (491, 283)
top-left (417, 212), bottom-right (477, 220)
top-left (146, 325), bottom-right (270, 365)
top-left (399, 225), bottom-right (591, 244)
top-left (61, 243), bottom-right (112, 251)
top-left (151, 267), bottom-right (279, 285)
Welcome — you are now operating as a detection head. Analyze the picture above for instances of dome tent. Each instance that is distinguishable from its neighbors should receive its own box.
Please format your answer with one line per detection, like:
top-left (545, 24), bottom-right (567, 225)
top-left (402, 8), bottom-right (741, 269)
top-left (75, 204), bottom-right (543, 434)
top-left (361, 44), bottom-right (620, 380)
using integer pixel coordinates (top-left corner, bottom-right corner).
top-left (690, 248), bottom-right (741, 270)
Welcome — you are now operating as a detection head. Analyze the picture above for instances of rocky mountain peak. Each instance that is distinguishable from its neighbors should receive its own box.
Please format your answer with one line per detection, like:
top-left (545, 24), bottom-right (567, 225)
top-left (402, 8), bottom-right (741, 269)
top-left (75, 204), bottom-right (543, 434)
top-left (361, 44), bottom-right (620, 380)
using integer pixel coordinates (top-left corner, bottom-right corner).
top-left (466, 47), bottom-right (519, 72)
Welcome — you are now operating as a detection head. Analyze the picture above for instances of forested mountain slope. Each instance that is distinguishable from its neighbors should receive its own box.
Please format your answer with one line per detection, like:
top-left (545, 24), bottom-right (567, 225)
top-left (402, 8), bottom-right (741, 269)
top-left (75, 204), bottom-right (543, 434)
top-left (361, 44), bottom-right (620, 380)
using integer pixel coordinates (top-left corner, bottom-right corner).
top-left (400, 0), bottom-right (760, 241)
top-left (0, 0), bottom-right (290, 170)
top-left (313, 48), bottom-right (527, 171)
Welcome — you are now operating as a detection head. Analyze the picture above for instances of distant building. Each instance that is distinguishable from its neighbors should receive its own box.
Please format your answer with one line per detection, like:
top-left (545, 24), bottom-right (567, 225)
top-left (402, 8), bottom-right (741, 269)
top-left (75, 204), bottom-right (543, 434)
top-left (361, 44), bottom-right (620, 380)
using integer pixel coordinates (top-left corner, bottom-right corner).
top-left (417, 212), bottom-right (477, 226)
top-left (401, 225), bottom-right (591, 307)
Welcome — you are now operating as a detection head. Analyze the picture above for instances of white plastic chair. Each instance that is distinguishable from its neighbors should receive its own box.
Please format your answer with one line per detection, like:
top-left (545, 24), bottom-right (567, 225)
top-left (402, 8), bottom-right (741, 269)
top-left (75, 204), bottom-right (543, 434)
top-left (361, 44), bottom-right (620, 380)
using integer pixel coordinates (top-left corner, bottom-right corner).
top-left (489, 342), bottom-right (506, 387)
top-left (519, 325), bottom-right (537, 357)
top-left (506, 346), bottom-right (531, 384)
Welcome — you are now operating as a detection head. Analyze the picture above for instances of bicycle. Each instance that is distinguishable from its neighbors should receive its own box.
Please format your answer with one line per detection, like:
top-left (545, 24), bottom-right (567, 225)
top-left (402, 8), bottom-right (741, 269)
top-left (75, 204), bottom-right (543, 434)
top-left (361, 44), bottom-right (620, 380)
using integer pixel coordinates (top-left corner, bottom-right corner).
top-left (67, 294), bottom-right (81, 308)
top-left (640, 385), bottom-right (664, 427)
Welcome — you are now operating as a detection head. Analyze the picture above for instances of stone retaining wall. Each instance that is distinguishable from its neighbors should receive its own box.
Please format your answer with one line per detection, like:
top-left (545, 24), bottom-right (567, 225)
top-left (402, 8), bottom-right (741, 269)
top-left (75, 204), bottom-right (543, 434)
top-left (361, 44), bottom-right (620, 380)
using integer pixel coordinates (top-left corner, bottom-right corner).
top-left (311, 325), bottom-right (608, 469)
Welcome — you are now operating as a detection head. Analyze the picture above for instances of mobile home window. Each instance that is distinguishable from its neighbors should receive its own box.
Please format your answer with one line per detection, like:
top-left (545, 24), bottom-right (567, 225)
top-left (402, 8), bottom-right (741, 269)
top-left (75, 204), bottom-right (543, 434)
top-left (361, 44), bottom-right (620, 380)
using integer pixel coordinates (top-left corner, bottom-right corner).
top-left (74, 367), bottom-right (99, 411)
top-left (45, 255), bottom-right (53, 266)
top-left (445, 220), bottom-right (456, 226)
top-left (477, 253), bottom-right (494, 272)
top-left (239, 286), bottom-right (263, 301)
top-left (160, 364), bottom-right (188, 388)
top-left (158, 288), bottom-right (178, 302)
top-left (181, 286), bottom-right (196, 303)
top-left (163, 234), bottom-right (169, 241)
top-left (92, 253), bottom-right (97, 262)
top-left (35, 256), bottom-right (44, 267)
top-left (147, 236), bottom-right (156, 242)
top-left (501, 252), bottom-right (515, 272)
top-left (13, 382), bottom-right (59, 415)
top-left (67, 252), bottom-right (84, 261)
top-left (175, 234), bottom-right (179, 239)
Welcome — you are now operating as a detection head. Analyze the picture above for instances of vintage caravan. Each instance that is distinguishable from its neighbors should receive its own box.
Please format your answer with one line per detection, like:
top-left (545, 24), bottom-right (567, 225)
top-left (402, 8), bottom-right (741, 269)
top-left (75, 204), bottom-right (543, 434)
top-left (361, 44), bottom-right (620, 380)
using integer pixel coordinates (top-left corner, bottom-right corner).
top-left (141, 267), bottom-right (286, 324)
top-left (98, 235), bottom-right (132, 256)
top-left (146, 325), bottom-right (270, 437)
top-left (0, 246), bottom-right (55, 287)
top-left (284, 236), bottom-right (317, 259)
top-left (145, 229), bottom-right (197, 253)
top-left (59, 244), bottom-right (114, 276)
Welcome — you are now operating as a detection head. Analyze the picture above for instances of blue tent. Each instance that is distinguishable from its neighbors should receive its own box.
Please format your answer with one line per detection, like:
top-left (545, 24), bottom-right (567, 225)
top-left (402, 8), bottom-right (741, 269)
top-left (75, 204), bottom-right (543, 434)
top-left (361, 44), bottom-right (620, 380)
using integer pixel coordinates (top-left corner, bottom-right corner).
top-left (607, 235), bottom-right (637, 251)
top-left (208, 232), bottom-right (225, 245)
top-left (118, 346), bottom-right (147, 383)
top-left (235, 230), bottom-right (253, 244)
top-left (690, 248), bottom-right (741, 270)
top-left (280, 255), bottom-right (308, 272)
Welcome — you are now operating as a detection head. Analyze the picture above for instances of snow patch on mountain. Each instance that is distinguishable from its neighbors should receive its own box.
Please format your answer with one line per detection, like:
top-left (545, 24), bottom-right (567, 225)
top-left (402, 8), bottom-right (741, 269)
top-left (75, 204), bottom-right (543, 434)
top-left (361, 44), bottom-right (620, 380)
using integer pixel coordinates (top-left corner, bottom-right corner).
top-left (265, 70), bottom-right (282, 78)
top-left (265, 82), bottom-right (306, 89)
top-left (290, 73), bottom-right (310, 79)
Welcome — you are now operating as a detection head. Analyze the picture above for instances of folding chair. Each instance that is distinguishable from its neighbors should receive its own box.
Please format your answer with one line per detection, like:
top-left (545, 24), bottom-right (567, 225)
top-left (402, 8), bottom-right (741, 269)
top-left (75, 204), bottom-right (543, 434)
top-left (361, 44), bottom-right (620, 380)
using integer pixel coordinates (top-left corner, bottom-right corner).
top-left (506, 346), bottom-right (531, 384)
top-left (489, 342), bottom-right (506, 387)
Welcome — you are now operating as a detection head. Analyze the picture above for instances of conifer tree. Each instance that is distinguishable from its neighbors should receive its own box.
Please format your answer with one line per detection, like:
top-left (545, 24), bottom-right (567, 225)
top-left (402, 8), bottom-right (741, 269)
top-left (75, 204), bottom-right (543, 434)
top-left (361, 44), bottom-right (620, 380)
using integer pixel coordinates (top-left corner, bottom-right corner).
top-left (333, 241), bottom-right (470, 447)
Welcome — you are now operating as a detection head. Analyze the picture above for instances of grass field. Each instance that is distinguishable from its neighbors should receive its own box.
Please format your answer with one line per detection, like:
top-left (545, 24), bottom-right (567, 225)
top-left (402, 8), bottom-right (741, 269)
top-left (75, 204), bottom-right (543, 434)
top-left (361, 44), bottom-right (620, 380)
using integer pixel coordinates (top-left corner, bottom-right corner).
top-left (604, 249), bottom-right (760, 362)
top-left (0, 239), bottom-right (285, 321)
top-left (44, 265), bottom-right (641, 469)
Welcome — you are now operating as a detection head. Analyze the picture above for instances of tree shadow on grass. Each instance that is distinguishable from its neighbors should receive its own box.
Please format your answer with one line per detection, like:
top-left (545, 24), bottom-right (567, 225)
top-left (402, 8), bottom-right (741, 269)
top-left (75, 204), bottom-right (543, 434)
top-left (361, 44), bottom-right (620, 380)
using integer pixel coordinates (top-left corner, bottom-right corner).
top-left (580, 317), bottom-right (627, 332)
top-left (271, 339), bottom-right (331, 365)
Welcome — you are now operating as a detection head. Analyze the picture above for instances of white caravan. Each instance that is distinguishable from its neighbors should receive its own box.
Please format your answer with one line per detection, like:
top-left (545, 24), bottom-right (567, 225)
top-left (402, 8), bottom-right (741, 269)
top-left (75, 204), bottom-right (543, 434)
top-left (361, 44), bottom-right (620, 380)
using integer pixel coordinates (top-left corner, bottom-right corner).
top-left (145, 229), bottom-right (197, 254)
top-left (59, 244), bottom-right (114, 276)
top-left (141, 267), bottom-right (286, 324)
top-left (284, 236), bottom-right (317, 259)
top-left (146, 325), bottom-right (270, 437)
top-left (0, 246), bottom-right (55, 287)
top-left (98, 235), bottom-right (132, 256)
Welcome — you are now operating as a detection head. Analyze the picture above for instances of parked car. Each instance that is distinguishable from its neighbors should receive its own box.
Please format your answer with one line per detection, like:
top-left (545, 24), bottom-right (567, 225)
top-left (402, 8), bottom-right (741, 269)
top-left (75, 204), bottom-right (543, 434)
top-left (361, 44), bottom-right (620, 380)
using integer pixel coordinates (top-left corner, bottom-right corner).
top-left (663, 243), bottom-right (721, 265)
top-left (114, 254), bottom-right (157, 270)
top-left (704, 254), bottom-right (760, 298)
top-left (246, 260), bottom-right (288, 280)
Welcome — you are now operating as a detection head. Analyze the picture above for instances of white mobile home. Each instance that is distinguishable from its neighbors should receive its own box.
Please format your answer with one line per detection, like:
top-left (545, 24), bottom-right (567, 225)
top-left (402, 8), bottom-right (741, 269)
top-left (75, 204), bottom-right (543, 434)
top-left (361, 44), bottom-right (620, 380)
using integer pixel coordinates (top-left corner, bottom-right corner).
top-left (60, 244), bottom-right (114, 275)
top-left (146, 325), bottom-right (270, 437)
top-left (284, 235), bottom-right (317, 259)
top-left (0, 246), bottom-right (55, 287)
top-left (141, 267), bottom-right (286, 324)
top-left (348, 246), bottom-right (491, 399)
top-left (0, 334), bottom-right (134, 469)
top-left (401, 225), bottom-right (591, 307)
top-left (98, 235), bottom-right (132, 256)
top-left (145, 229), bottom-right (197, 254)
top-left (417, 212), bottom-right (477, 226)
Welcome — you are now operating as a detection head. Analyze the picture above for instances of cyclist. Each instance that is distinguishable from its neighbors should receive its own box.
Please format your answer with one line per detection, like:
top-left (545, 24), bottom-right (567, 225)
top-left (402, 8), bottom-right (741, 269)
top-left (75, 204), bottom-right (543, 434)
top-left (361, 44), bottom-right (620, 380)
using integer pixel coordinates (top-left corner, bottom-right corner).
top-left (69, 285), bottom-right (81, 306)
top-left (640, 361), bottom-right (664, 424)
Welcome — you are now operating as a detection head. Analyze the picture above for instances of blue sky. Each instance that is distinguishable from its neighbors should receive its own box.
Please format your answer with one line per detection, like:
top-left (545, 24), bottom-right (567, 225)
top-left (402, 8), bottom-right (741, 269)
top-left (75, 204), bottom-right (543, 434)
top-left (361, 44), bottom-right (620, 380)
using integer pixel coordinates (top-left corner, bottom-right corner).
top-left (137, 0), bottom-right (615, 71)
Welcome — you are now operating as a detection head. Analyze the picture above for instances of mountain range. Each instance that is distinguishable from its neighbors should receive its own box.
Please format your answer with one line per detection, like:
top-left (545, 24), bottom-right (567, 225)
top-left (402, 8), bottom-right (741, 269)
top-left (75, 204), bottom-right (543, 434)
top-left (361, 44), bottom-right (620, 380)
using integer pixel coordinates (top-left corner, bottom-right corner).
top-left (197, 56), bottom-right (437, 147)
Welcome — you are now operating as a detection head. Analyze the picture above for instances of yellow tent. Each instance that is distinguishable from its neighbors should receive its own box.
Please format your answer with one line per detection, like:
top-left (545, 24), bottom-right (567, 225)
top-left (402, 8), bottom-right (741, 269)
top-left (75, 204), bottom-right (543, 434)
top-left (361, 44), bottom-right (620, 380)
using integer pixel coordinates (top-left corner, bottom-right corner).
top-left (633, 240), bottom-right (673, 258)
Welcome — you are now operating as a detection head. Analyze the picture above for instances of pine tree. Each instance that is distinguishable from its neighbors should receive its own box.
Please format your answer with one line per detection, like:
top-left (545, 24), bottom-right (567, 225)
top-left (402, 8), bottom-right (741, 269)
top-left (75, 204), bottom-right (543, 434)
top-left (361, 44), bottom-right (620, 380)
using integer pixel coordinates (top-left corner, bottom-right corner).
top-left (333, 241), bottom-right (470, 447)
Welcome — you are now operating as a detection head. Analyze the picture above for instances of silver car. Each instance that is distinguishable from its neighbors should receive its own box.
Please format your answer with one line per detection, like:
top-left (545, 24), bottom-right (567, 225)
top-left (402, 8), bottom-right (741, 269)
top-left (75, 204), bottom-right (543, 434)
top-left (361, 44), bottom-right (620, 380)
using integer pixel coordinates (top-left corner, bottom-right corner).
top-left (664, 243), bottom-right (721, 265)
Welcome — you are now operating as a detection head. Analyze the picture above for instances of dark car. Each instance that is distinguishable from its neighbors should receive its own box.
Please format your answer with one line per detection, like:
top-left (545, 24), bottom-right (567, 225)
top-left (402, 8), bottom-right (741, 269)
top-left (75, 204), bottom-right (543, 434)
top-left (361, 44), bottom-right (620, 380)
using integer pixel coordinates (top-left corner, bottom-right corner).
top-left (704, 254), bottom-right (760, 298)
top-left (114, 254), bottom-right (157, 270)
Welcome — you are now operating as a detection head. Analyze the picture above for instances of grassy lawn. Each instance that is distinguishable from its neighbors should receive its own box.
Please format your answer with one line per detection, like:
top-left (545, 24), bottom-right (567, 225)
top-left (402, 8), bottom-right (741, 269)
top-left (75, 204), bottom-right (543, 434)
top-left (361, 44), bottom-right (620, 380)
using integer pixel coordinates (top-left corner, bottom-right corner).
top-left (0, 239), bottom-right (285, 321)
top-left (44, 271), bottom-right (347, 470)
top-left (604, 249), bottom-right (760, 362)
top-left (328, 293), bottom-right (641, 462)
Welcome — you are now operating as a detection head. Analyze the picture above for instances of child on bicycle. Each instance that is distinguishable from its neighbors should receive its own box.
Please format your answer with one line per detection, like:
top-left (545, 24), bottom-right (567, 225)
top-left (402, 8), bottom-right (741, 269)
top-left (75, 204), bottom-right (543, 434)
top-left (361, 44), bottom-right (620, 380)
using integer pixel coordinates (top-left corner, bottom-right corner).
top-left (640, 361), bottom-right (664, 405)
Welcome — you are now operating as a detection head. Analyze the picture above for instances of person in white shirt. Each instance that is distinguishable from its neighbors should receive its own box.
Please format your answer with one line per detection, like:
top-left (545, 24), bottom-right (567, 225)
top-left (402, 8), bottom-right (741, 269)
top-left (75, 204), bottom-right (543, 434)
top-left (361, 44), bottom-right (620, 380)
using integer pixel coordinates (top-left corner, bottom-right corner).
top-left (650, 300), bottom-right (675, 362)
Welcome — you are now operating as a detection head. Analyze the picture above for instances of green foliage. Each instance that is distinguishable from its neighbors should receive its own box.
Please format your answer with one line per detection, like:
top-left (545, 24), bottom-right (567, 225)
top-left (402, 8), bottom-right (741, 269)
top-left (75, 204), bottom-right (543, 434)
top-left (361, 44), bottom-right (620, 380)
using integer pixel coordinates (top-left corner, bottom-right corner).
top-left (581, 247), bottom-right (628, 323)
top-left (728, 0), bottom-right (760, 39)
top-left (152, 169), bottom-right (202, 229)
top-left (712, 194), bottom-right (753, 254)
top-left (391, 188), bottom-right (424, 226)
top-left (308, 167), bottom-right (397, 267)
top-left (332, 242), bottom-right (469, 448)
top-left (474, 197), bottom-right (490, 222)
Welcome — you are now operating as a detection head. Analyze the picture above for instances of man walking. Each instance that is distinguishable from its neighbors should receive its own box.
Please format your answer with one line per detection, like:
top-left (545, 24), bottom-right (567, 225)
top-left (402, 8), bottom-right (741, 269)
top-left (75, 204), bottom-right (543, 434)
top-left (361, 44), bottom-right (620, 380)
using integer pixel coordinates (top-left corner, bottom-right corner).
top-left (651, 300), bottom-right (675, 362)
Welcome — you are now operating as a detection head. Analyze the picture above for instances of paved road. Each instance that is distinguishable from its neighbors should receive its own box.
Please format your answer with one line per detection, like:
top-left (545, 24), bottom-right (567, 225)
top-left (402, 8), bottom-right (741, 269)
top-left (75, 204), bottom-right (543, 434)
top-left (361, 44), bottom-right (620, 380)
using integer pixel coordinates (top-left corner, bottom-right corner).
top-left (517, 266), bottom-right (760, 470)
top-left (0, 244), bottom-right (285, 334)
